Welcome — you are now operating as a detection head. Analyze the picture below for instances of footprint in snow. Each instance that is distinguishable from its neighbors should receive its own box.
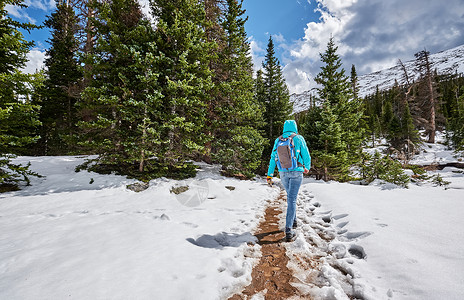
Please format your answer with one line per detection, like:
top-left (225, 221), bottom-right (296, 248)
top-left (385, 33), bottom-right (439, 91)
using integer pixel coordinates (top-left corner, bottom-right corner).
top-left (332, 213), bottom-right (348, 220)
top-left (322, 215), bottom-right (332, 223)
top-left (337, 221), bottom-right (349, 228)
top-left (343, 231), bottom-right (372, 241)
top-left (154, 213), bottom-right (170, 221)
top-left (182, 222), bottom-right (198, 228)
top-left (348, 244), bottom-right (367, 259)
top-left (46, 213), bottom-right (63, 218)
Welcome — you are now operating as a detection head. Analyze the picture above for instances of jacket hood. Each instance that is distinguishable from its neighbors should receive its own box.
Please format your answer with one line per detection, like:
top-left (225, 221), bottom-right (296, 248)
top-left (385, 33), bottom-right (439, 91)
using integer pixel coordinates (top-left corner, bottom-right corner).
top-left (283, 120), bottom-right (298, 134)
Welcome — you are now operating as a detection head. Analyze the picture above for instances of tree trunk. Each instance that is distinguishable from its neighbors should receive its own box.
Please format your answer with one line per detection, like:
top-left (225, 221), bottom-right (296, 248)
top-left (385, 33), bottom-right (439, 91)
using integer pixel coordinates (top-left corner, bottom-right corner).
top-left (139, 105), bottom-right (147, 172)
top-left (427, 72), bottom-right (436, 143)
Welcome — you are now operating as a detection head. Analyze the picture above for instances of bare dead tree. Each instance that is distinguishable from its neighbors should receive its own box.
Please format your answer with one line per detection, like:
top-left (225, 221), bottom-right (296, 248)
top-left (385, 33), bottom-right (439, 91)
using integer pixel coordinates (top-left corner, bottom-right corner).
top-left (414, 49), bottom-right (438, 143)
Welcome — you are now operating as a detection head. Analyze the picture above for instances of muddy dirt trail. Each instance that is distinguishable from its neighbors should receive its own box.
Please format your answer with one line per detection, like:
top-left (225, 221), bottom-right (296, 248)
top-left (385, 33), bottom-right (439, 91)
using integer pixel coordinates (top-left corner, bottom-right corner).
top-left (229, 192), bottom-right (310, 300)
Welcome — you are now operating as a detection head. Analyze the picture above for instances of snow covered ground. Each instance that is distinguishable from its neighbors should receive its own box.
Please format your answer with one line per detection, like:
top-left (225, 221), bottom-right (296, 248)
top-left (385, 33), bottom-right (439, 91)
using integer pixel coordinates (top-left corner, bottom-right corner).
top-left (287, 178), bottom-right (464, 299)
top-left (283, 137), bottom-right (464, 299)
top-left (1, 141), bottom-right (463, 299)
top-left (0, 156), bottom-right (277, 299)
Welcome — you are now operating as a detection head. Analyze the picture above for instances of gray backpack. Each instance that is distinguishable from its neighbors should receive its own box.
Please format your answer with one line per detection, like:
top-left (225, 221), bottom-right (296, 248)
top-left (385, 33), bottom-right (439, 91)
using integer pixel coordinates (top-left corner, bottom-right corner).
top-left (276, 133), bottom-right (300, 170)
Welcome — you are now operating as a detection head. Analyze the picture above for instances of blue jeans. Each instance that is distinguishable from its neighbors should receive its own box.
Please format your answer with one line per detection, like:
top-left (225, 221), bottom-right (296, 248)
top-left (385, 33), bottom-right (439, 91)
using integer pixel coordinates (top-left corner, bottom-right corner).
top-left (280, 171), bottom-right (303, 233)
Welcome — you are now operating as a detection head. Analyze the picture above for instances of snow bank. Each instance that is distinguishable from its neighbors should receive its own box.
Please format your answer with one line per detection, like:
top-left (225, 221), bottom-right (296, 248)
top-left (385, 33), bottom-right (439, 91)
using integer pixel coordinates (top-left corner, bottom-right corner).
top-left (286, 178), bottom-right (464, 299)
top-left (0, 156), bottom-right (278, 300)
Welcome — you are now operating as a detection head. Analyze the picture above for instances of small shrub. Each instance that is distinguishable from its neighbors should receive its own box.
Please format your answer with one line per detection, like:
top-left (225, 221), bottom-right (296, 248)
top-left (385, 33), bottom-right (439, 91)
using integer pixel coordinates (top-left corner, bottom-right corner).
top-left (75, 157), bottom-right (197, 182)
top-left (430, 174), bottom-right (451, 188)
top-left (405, 164), bottom-right (430, 182)
top-left (1, 155), bottom-right (42, 192)
top-left (359, 152), bottom-right (410, 188)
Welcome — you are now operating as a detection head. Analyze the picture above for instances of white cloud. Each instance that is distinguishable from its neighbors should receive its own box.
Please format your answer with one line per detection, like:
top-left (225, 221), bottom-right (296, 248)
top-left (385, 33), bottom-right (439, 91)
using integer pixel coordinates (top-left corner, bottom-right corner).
top-left (24, 0), bottom-right (55, 11)
top-left (273, 33), bottom-right (286, 43)
top-left (249, 37), bottom-right (266, 75)
top-left (6, 0), bottom-right (56, 24)
top-left (283, 0), bottom-right (464, 94)
top-left (284, 0), bottom-right (355, 93)
top-left (23, 49), bottom-right (46, 74)
top-left (5, 4), bottom-right (36, 23)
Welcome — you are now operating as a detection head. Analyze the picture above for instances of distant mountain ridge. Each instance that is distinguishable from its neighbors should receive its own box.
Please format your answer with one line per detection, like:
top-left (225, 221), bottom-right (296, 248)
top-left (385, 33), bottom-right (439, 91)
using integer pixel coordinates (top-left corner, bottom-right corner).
top-left (290, 44), bottom-right (464, 114)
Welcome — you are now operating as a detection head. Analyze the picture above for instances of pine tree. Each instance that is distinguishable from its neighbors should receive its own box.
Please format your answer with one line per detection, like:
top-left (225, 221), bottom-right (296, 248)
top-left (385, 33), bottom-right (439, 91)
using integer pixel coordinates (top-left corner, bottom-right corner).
top-left (304, 37), bottom-right (364, 180)
top-left (351, 64), bottom-right (359, 100)
top-left (209, 0), bottom-right (265, 177)
top-left (150, 0), bottom-right (214, 170)
top-left (383, 100), bottom-right (394, 131)
top-left (78, 0), bottom-right (166, 179)
top-left (401, 100), bottom-right (420, 160)
top-left (38, 1), bottom-right (82, 155)
top-left (0, 0), bottom-right (42, 188)
top-left (313, 103), bottom-right (349, 181)
top-left (363, 79), bottom-right (421, 161)
top-left (314, 37), bottom-right (351, 106)
top-left (447, 85), bottom-right (464, 151)
top-left (258, 35), bottom-right (292, 160)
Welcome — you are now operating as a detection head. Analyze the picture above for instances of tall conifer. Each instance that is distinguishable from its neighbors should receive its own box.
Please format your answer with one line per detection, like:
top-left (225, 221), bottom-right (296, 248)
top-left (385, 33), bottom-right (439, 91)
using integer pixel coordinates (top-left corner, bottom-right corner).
top-left (39, 1), bottom-right (82, 155)
top-left (0, 0), bottom-right (41, 187)
top-left (304, 37), bottom-right (364, 181)
top-left (79, 0), bottom-right (163, 177)
top-left (150, 0), bottom-right (213, 167)
top-left (210, 0), bottom-right (265, 176)
top-left (258, 35), bottom-right (292, 160)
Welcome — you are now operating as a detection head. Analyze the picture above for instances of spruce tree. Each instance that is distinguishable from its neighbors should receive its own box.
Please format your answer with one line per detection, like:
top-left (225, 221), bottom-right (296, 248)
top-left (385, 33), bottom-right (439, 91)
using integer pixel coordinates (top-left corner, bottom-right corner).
top-left (351, 64), bottom-right (359, 100)
top-left (401, 101), bottom-right (420, 159)
top-left (313, 103), bottom-right (349, 181)
top-left (314, 37), bottom-right (351, 106)
top-left (39, 1), bottom-right (82, 155)
top-left (304, 37), bottom-right (364, 181)
top-left (78, 0), bottom-right (165, 179)
top-left (150, 0), bottom-right (213, 169)
top-left (254, 69), bottom-right (266, 105)
top-left (0, 0), bottom-right (42, 188)
top-left (209, 0), bottom-right (265, 177)
top-left (383, 100), bottom-right (394, 132)
top-left (258, 35), bottom-right (292, 160)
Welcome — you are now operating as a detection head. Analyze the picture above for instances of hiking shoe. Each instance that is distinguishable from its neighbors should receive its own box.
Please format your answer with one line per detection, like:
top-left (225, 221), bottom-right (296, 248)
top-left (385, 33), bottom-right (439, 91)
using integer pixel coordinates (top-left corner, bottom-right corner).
top-left (285, 231), bottom-right (296, 242)
top-left (292, 220), bottom-right (298, 229)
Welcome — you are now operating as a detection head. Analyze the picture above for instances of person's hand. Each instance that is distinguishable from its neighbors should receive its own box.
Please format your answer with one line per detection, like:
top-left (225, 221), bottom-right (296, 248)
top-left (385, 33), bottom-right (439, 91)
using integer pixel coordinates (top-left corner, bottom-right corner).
top-left (266, 176), bottom-right (273, 186)
top-left (304, 168), bottom-right (309, 174)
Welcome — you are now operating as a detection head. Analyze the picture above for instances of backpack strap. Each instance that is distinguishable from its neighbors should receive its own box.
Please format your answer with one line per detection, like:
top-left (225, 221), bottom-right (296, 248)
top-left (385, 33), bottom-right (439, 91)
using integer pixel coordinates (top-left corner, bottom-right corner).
top-left (288, 133), bottom-right (304, 167)
top-left (288, 133), bottom-right (297, 146)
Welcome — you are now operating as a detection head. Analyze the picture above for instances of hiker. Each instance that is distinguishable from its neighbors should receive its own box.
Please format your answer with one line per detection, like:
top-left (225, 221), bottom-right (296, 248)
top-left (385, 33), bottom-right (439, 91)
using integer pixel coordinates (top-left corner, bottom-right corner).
top-left (267, 120), bottom-right (311, 242)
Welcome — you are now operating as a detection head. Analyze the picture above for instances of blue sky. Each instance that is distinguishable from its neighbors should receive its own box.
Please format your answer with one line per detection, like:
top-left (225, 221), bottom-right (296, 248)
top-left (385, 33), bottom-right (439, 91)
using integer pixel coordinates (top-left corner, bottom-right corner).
top-left (242, 0), bottom-right (319, 63)
top-left (7, 0), bottom-right (464, 94)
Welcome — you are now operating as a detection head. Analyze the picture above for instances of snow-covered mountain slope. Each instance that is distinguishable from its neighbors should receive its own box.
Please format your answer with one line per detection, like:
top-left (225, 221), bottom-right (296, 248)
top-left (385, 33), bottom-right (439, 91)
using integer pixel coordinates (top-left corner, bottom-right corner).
top-left (290, 44), bottom-right (464, 114)
top-left (289, 88), bottom-right (319, 114)
top-left (358, 44), bottom-right (464, 98)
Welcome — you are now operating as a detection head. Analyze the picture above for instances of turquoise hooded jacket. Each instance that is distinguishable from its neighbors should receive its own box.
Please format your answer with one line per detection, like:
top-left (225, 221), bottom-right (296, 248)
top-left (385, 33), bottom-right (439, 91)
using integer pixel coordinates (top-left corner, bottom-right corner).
top-left (267, 120), bottom-right (311, 177)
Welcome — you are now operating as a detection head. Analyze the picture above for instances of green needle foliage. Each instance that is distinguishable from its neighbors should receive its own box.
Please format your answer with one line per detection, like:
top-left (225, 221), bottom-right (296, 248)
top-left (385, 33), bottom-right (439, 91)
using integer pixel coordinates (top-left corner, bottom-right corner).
top-left (78, 0), bottom-right (167, 180)
top-left (303, 37), bottom-right (364, 181)
top-left (151, 0), bottom-right (213, 167)
top-left (1, 0), bottom-right (42, 190)
top-left (209, 0), bottom-right (266, 177)
top-left (38, 1), bottom-right (82, 155)
top-left (256, 36), bottom-right (293, 165)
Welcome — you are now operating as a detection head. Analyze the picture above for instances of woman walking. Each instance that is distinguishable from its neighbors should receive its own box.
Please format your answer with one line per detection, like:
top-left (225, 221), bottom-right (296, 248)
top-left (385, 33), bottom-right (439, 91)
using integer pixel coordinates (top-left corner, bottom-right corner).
top-left (266, 120), bottom-right (311, 242)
